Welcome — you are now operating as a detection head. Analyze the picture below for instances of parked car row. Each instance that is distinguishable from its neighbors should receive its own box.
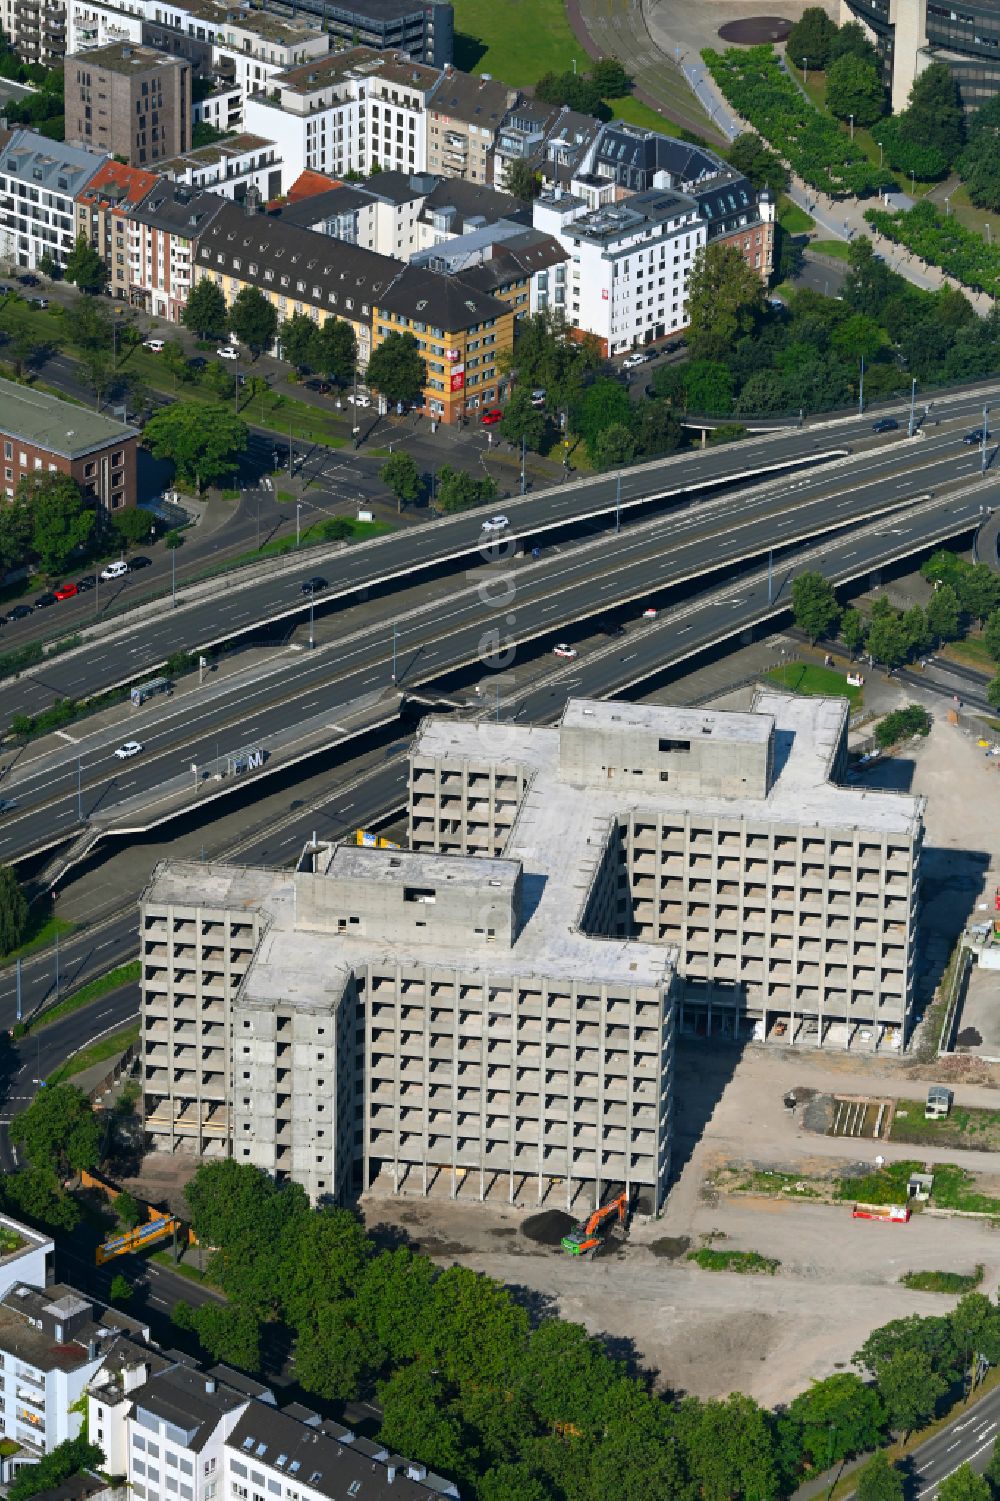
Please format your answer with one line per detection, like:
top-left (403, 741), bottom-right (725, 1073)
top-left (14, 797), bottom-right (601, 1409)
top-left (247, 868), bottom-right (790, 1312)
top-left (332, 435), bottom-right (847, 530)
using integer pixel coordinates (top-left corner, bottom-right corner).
top-left (1, 558), bottom-right (151, 625)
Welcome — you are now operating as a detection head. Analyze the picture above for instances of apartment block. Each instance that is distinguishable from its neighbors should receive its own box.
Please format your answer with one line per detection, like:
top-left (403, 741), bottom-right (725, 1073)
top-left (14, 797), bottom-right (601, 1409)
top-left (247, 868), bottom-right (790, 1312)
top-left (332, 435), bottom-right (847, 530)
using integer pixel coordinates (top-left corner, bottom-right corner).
top-left (75, 159), bottom-right (159, 301)
top-left (0, 0), bottom-right (67, 66)
top-left (156, 136), bottom-right (282, 205)
top-left (273, 0), bottom-right (454, 68)
top-left (0, 1282), bottom-right (150, 1474)
top-left (426, 69), bottom-right (518, 183)
top-left (66, 42), bottom-right (191, 168)
top-left (409, 694), bottom-right (923, 1050)
top-left (128, 179), bottom-right (225, 321)
top-left (141, 720), bottom-right (678, 1213)
top-left (0, 131), bottom-right (106, 272)
top-left (0, 376), bottom-right (138, 512)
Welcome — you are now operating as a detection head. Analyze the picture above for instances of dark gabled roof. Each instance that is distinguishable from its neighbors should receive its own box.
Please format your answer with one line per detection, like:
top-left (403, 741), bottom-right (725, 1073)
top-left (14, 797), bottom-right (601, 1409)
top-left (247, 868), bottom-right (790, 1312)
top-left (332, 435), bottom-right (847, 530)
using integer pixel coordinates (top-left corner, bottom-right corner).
top-left (430, 69), bottom-right (516, 127)
top-left (269, 187), bottom-right (371, 227)
top-left (199, 199), bottom-right (401, 322)
top-left (456, 233), bottom-right (567, 296)
top-left (129, 1362), bottom-right (267, 1451)
top-left (131, 181), bottom-right (227, 238)
top-left (421, 176), bottom-right (525, 221)
top-left (227, 1403), bottom-right (457, 1501)
top-left (376, 264), bottom-right (507, 330)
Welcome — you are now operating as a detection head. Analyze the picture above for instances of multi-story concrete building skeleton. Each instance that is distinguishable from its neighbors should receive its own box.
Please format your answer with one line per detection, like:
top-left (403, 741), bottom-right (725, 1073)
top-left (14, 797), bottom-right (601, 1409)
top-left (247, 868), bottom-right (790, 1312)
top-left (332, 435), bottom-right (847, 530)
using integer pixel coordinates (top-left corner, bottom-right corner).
top-left (140, 693), bottom-right (922, 1211)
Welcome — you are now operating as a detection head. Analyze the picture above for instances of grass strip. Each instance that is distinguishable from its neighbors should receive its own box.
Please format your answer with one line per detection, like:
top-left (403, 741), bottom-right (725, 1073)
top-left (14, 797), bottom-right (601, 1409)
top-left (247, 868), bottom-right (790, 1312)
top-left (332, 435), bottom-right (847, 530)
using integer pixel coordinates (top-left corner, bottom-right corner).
top-left (48, 1022), bottom-right (139, 1086)
top-left (0, 915), bottom-right (77, 967)
top-left (901, 1267), bottom-right (983, 1293)
top-left (765, 661), bottom-right (862, 708)
top-left (32, 961), bottom-right (141, 1032)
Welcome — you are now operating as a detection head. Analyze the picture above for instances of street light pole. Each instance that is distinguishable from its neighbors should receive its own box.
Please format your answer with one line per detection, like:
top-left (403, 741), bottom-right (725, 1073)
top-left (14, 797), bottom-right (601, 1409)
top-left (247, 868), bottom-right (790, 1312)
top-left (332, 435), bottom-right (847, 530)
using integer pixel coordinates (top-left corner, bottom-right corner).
top-left (308, 592), bottom-right (314, 650)
top-left (982, 404), bottom-right (991, 474)
top-left (76, 757), bottom-right (82, 822)
top-left (801, 55), bottom-right (809, 82)
top-left (171, 545), bottom-right (176, 607)
top-left (296, 502), bottom-right (302, 547)
top-left (391, 624), bottom-right (397, 684)
top-left (858, 356), bottom-right (865, 415)
top-left (615, 471), bottom-right (621, 533)
top-left (767, 549), bottom-right (773, 603)
top-left (15, 958), bottom-right (21, 1024)
top-left (54, 928), bottom-right (60, 1002)
top-left (520, 435), bottom-right (526, 496)
top-left (908, 377), bottom-right (917, 437)
top-left (849, 113), bottom-right (854, 140)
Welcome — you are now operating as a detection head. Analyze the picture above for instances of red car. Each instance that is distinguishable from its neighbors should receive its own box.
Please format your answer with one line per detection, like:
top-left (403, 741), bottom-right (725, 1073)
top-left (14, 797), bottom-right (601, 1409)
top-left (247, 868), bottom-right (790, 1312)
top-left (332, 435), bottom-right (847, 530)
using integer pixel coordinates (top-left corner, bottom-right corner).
top-left (480, 407), bottom-right (503, 425)
top-left (53, 583), bottom-right (78, 601)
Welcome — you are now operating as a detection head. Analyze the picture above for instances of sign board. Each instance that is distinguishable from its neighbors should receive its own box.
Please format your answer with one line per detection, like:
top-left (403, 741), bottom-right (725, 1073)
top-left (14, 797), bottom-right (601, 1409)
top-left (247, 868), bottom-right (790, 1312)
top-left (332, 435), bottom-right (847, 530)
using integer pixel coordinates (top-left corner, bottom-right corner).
top-left (445, 348), bottom-right (460, 362)
top-left (450, 366), bottom-right (465, 392)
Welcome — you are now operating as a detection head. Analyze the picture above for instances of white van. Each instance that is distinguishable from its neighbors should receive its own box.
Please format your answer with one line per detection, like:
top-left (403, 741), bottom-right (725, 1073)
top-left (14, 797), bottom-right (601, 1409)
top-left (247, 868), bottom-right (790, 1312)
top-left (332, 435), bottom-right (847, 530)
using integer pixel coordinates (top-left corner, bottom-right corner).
top-left (100, 560), bottom-right (129, 580)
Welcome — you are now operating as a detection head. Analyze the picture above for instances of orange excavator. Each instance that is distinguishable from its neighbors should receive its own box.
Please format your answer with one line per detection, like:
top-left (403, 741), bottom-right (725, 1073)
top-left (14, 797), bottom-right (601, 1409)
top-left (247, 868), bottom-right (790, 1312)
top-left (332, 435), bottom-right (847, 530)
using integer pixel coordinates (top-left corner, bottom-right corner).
top-left (561, 1189), bottom-right (629, 1256)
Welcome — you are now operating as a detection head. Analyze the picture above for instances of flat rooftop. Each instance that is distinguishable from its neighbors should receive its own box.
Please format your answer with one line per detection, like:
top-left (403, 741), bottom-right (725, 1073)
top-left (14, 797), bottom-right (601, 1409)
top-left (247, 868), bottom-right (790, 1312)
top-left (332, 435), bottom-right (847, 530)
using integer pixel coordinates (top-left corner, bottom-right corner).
top-left (414, 692), bottom-right (923, 838)
top-left (75, 41), bottom-right (187, 74)
top-left (561, 697), bottom-right (772, 745)
top-left (0, 377), bottom-right (137, 458)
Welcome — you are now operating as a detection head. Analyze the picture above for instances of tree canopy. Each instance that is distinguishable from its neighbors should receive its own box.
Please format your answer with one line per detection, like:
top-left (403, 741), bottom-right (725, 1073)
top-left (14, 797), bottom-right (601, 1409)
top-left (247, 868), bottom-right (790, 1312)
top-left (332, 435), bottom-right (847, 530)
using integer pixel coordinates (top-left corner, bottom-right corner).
top-left (785, 6), bottom-right (838, 69)
top-left (182, 278), bottom-right (229, 340)
top-left (10, 1083), bottom-right (101, 1178)
top-left (366, 331), bottom-right (427, 406)
top-left (18, 472), bottom-right (94, 575)
top-left (229, 285), bottom-right (278, 355)
top-left (686, 243), bottom-right (766, 362)
top-left (0, 865), bottom-right (28, 956)
top-left (142, 403), bottom-right (248, 492)
top-left (63, 233), bottom-right (107, 295)
top-left (791, 571), bottom-right (841, 642)
top-left (825, 53), bottom-right (885, 128)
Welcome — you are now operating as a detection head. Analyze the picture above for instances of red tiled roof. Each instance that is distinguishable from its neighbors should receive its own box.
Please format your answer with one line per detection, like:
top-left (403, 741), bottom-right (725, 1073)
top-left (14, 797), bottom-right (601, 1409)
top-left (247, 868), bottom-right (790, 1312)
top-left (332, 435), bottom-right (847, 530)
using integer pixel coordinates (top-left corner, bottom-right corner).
top-left (76, 160), bottom-right (160, 214)
top-left (276, 169), bottom-right (344, 206)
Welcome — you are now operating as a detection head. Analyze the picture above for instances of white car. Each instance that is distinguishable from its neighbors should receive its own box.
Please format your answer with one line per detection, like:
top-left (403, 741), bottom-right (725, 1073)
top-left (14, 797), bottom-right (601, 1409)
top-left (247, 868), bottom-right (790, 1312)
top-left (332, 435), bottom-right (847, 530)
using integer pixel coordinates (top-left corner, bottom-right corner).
top-left (530, 388), bottom-right (547, 407)
top-left (622, 350), bottom-right (652, 370)
top-left (216, 345), bottom-right (239, 360)
top-left (114, 741), bottom-right (143, 760)
top-left (143, 338), bottom-right (165, 353)
top-left (100, 560), bottom-right (129, 580)
top-left (480, 515), bottom-right (510, 534)
top-left (553, 643), bottom-right (578, 659)
top-left (347, 392), bottom-right (371, 408)
top-left (642, 606), bottom-right (658, 619)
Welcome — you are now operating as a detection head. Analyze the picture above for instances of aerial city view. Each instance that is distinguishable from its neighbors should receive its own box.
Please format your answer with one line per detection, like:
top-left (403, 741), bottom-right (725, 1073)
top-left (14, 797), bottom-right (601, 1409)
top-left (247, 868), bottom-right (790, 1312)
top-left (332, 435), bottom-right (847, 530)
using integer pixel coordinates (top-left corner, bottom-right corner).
top-left (2, 0), bottom-right (1000, 1492)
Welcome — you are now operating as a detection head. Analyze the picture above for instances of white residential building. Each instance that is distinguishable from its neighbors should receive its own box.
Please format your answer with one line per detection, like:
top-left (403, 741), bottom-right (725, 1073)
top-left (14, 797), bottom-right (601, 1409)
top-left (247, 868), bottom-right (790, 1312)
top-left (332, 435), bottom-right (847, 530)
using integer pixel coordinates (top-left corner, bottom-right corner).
top-left (0, 131), bottom-right (107, 271)
top-left (89, 1354), bottom-right (274, 1501)
top-left (243, 48), bottom-right (441, 186)
top-left (532, 182), bottom-right (706, 356)
top-left (0, 1282), bottom-right (150, 1476)
top-left (157, 135), bottom-right (283, 204)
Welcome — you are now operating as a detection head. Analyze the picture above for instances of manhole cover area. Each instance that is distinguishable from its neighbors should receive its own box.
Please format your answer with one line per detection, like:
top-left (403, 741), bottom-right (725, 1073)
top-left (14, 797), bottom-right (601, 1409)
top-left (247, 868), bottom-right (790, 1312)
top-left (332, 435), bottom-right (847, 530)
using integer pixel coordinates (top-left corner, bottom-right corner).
top-left (718, 15), bottom-right (793, 43)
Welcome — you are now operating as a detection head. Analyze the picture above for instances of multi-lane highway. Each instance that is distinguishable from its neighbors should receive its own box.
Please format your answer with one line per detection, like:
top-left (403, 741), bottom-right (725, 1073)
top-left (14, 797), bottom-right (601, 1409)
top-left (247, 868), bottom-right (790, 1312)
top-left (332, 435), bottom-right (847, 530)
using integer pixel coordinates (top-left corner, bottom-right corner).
top-left (0, 426), bottom-right (985, 863)
top-left (3, 374), bottom-right (999, 726)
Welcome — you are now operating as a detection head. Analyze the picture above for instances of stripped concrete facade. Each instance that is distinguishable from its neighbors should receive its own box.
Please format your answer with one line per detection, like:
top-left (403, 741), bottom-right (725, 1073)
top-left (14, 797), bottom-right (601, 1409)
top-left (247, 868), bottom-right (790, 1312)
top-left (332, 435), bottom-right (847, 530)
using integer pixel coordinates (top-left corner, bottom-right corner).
top-left (140, 692), bottom-right (922, 1212)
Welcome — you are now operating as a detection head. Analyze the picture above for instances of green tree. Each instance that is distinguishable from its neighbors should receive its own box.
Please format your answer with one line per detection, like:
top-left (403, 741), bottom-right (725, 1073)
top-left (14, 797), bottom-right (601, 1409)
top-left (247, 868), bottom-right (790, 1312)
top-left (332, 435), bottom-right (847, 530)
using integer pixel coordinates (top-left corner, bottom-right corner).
top-left (682, 359), bottom-right (735, 414)
top-left (2, 1166), bottom-right (81, 1232)
top-left (502, 158), bottom-right (540, 200)
top-left (958, 97), bottom-right (1000, 211)
top-left (686, 243), bottom-right (766, 361)
top-left (10, 1083), bottom-right (101, 1177)
top-left (63, 294), bottom-right (112, 352)
top-left (593, 421), bottom-right (638, 469)
top-left (191, 1302), bottom-right (262, 1371)
top-left (951, 1292), bottom-right (1000, 1391)
top-left (63, 233), bottom-right (107, 294)
top-left (829, 21), bottom-right (880, 67)
top-left (202, 360), bottom-right (235, 401)
top-left (0, 865), bottom-right (29, 956)
top-left (164, 529), bottom-right (183, 550)
top-left (867, 611), bottom-right (909, 669)
top-left (435, 464), bottom-right (495, 513)
top-left (791, 571), bottom-right (841, 641)
top-left (115, 1189), bottom-right (143, 1229)
top-left (0, 496), bottom-right (32, 572)
top-left (182, 278), bottom-right (228, 340)
top-left (728, 131), bottom-right (787, 194)
top-left (855, 1451), bottom-right (904, 1501)
top-left (280, 311), bottom-right (320, 373)
top-left (353, 1246), bottom-right (438, 1371)
top-left (229, 285), bottom-right (278, 355)
top-left (787, 1372), bottom-right (886, 1468)
top-left (843, 237), bottom-right (895, 318)
top-left (377, 1364), bottom-right (467, 1483)
top-left (108, 1272), bottom-right (133, 1306)
top-left (589, 56), bottom-right (631, 96)
top-left (785, 6), bottom-right (839, 69)
top-left (841, 606), bottom-right (867, 654)
top-left (113, 507), bottom-right (153, 549)
top-left (927, 583), bottom-right (962, 643)
top-left (637, 400), bottom-right (683, 458)
top-left (37, 250), bottom-right (58, 280)
top-left (988, 676), bottom-right (1000, 710)
top-left (81, 351), bottom-right (113, 408)
top-left (21, 472), bottom-right (94, 574)
top-left (366, 331), bottom-right (427, 407)
top-left (571, 377), bottom-right (635, 457)
top-left (142, 403), bottom-right (248, 492)
top-left (825, 54), bottom-right (885, 127)
top-left (313, 317), bottom-right (356, 385)
top-left (499, 388), bottom-right (545, 451)
top-left (901, 604), bottom-right (931, 659)
top-left (161, 338), bottom-right (191, 392)
top-left (831, 312), bottom-right (888, 361)
top-left (380, 451), bottom-right (422, 511)
top-left (898, 62), bottom-right (965, 165)
top-left (7, 1435), bottom-right (104, 1501)
top-left (674, 1392), bottom-right (779, 1501)
top-left (983, 1439), bottom-right (1000, 1498)
top-left (955, 563), bottom-right (1000, 623)
top-left (876, 1348), bottom-right (945, 1436)
top-left (938, 1464), bottom-right (991, 1501)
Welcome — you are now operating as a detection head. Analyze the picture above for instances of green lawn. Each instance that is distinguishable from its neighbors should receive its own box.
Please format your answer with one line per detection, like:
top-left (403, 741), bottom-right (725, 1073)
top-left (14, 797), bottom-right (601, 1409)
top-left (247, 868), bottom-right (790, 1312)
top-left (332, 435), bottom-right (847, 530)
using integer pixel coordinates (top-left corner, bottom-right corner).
top-left (940, 636), bottom-right (994, 673)
top-left (1, 913), bottom-right (76, 967)
top-left (810, 238), bottom-right (852, 261)
top-left (778, 197), bottom-right (815, 235)
top-left (788, 64), bottom-right (938, 197)
top-left (765, 661), bottom-right (862, 709)
top-left (609, 95), bottom-right (684, 136)
top-left (48, 1023), bottom-right (139, 1086)
top-left (223, 514), bottom-right (392, 571)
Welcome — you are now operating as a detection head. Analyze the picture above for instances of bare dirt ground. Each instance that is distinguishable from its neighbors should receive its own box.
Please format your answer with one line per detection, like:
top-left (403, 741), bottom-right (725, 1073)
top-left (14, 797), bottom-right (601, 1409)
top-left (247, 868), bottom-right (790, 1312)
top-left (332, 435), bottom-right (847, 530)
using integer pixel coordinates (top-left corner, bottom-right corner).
top-left (361, 715), bottom-right (1000, 1405)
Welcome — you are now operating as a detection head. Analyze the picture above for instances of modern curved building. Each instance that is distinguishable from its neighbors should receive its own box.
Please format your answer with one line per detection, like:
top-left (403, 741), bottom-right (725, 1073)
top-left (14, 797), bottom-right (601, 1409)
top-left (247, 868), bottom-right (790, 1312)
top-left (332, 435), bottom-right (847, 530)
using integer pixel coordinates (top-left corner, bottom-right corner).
top-left (841, 0), bottom-right (1000, 111)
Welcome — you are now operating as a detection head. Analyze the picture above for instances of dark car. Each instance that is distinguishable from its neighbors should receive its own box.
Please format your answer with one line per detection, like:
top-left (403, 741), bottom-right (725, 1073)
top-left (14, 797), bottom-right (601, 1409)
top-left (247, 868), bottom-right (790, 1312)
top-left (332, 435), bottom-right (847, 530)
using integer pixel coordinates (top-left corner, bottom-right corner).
top-left (305, 379), bottom-right (332, 394)
top-left (188, 356), bottom-right (207, 372)
top-left (6, 604), bottom-right (32, 621)
top-left (129, 555), bottom-right (153, 569)
top-left (29, 296), bottom-right (48, 309)
top-left (872, 417), bottom-right (899, 434)
top-left (300, 576), bottom-right (327, 595)
top-left (34, 592), bottom-right (56, 608)
top-left (595, 618), bottom-right (626, 637)
top-left (964, 428), bottom-right (992, 444)
top-left (664, 338), bottom-right (685, 353)
top-left (19, 273), bottom-right (39, 287)
top-left (0, 284), bottom-right (11, 296)
top-left (76, 575), bottom-right (96, 592)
